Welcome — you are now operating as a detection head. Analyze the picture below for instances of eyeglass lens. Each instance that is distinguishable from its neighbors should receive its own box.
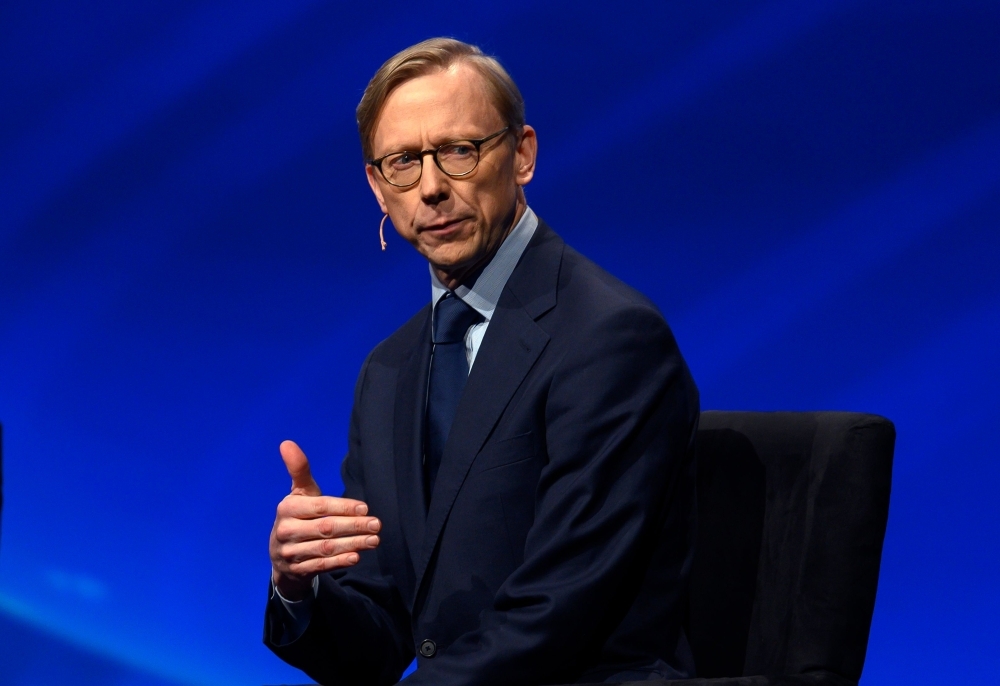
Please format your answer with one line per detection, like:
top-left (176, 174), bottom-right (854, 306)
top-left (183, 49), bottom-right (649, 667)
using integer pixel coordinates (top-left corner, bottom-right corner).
top-left (382, 142), bottom-right (480, 186)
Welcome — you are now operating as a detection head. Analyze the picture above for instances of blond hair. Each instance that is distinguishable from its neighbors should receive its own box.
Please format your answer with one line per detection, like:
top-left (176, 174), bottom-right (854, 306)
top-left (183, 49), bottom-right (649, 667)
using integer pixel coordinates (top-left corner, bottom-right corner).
top-left (356, 37), bottom-right (525, 161)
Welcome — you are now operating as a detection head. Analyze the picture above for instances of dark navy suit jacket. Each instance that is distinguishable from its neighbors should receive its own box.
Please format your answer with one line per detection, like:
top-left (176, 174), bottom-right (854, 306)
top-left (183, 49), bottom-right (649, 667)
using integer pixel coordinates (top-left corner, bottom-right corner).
top-left (264, 221), bottom-right (700, 685)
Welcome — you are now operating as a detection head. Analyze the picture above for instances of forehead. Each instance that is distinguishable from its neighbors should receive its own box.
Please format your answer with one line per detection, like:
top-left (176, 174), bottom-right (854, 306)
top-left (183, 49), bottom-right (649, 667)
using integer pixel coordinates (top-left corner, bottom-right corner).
top-left (372, 63), bottom-right (503, 153)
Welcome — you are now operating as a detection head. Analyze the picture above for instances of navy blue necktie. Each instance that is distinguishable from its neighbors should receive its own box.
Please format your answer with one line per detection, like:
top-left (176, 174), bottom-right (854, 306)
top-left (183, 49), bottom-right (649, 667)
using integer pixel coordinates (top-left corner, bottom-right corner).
top-left (425, 292), bottom-right (483, 503)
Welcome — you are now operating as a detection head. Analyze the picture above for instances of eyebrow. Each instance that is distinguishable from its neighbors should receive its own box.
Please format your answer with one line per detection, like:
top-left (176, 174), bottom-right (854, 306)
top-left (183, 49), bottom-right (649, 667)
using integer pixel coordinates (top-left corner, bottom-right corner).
top-left (378, 131), bottom-right (494, 155)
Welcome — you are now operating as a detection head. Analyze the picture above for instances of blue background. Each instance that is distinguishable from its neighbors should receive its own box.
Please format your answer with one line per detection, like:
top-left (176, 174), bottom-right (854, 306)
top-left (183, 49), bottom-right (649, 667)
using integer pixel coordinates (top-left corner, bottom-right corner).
top-left (2, 1), bottom-right (999, 684)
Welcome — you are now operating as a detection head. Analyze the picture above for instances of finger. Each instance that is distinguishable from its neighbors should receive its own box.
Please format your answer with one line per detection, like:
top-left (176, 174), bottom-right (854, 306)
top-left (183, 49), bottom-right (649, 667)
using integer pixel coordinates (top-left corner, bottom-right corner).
top-left (278, 494), bottom-right (371, 519)
top-left (280, 440), bottom-right (321, 496)
top-left (275, 515), bottom-right (381, 544)
top-left (279, 534), bottom-right (380, 565)
top-left (288, 552), bottom-right (362, 575)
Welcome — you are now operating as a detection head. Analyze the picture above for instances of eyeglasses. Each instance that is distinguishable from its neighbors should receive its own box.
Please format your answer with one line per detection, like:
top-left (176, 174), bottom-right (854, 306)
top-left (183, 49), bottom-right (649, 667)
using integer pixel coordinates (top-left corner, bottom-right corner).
top-left (368, 127), bottom-right (511, 188)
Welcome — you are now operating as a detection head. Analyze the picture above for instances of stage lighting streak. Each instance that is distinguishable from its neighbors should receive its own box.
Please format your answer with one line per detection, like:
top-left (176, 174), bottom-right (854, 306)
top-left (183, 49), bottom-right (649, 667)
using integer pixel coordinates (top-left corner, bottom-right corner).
top-left (0, 54), bottom-right (375, 412)
top-left (44, 568), bottom-right (108, 602)
top-left (535, 0), bottom-right (859, 191)
top-left (0, 0), bottom-right (326, 244)
top-left (674, 118), bottom-right (1000, 394)
top-left (0, 591), bottom-right (201, 685)
top-left (820, 297), bottom-right (1000, 474)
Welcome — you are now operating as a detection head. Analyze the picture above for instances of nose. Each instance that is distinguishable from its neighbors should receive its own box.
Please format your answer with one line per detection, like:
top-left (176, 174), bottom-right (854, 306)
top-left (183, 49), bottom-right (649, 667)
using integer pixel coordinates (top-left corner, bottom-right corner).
top-left (418, 155), bottom-right (450, 205)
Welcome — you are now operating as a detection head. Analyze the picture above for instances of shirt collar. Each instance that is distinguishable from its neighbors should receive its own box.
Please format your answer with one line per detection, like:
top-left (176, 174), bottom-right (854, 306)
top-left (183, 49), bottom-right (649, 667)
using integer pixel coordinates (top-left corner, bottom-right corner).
top-left (430, 205), bottom-right (538, 321)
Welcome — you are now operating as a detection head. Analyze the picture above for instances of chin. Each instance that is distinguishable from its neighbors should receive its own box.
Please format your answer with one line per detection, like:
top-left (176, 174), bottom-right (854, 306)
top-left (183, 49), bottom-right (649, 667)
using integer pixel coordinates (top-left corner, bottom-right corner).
top-left (423, 243), bottom-right (475, 271)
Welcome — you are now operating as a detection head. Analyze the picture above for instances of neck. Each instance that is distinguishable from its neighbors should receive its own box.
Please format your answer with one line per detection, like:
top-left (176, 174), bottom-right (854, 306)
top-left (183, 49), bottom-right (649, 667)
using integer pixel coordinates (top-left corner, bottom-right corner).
top-left (433, 197), bottom-right (526, 291)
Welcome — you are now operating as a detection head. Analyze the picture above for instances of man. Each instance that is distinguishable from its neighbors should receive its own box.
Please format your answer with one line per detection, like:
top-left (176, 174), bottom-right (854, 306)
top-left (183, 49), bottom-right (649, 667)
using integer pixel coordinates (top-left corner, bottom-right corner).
top-left (265, 38), bottom-right (699, 685)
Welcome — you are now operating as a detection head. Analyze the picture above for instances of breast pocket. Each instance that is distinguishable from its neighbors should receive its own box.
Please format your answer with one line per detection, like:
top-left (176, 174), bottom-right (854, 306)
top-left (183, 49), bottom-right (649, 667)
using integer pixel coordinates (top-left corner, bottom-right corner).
top-left (471, 432), bottom-right (541, 475)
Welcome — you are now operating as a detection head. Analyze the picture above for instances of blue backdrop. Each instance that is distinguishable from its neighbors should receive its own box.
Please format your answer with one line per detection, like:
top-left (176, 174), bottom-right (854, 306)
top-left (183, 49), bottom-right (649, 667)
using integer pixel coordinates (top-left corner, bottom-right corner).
top-left (1, 1), bottom-right (998, 684)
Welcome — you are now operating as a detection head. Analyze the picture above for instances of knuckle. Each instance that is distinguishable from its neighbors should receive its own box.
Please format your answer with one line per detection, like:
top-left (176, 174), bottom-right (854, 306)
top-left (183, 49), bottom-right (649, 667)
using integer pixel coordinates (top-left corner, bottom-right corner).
top-left (318, 518), bottom-right (335, 538)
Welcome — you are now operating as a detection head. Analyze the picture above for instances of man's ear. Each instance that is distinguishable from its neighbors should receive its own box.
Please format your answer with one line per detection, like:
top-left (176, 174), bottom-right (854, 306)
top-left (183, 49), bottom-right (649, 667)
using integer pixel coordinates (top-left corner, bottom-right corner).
top-left (366, 165), bottom-right (389, 214)
top-left (514, 125), bottom-right (538, 187)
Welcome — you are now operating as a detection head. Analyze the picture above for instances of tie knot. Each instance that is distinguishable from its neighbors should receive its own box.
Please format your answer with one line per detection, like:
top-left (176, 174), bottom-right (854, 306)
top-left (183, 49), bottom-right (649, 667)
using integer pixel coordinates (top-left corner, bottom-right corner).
top-left (433, 293), bottom-right (483, 344)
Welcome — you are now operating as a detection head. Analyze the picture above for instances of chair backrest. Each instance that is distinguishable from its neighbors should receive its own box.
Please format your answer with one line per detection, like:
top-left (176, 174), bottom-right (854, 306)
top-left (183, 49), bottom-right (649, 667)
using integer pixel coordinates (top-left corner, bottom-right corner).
top-left (687, 411), bottom-right (894, 682)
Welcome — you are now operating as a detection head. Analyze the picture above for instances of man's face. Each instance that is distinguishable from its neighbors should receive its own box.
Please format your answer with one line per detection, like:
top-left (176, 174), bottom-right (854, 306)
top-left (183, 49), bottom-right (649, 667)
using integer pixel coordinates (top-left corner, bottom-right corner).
top-left (366, 63), bottom-right (536, 286)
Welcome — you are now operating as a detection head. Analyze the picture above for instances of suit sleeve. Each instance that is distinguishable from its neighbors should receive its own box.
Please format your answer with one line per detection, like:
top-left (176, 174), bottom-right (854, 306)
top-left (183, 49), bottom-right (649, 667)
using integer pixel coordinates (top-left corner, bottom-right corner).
top-left (263, 350), bottom-right (415, 686)
top-left (405, 303), bottom-right (698, 685)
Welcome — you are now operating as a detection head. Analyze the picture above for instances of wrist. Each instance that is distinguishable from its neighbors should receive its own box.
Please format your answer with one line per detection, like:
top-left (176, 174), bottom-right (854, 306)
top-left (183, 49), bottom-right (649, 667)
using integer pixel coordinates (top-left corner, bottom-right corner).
top-left (272, 569), bottom-right (313, 602)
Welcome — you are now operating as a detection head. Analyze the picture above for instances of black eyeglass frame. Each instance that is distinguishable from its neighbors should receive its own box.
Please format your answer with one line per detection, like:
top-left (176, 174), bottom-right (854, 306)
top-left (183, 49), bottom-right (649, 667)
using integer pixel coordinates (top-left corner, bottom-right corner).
top-left (367, 126), bottom-right (512, 187)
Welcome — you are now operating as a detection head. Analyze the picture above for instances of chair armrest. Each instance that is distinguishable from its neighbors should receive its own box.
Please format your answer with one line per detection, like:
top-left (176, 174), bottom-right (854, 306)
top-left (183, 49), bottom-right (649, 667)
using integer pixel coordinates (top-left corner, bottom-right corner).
top-left (580, 670), bottom-right (855, 686)
top-left (273, 670), bottom-right (855, 686)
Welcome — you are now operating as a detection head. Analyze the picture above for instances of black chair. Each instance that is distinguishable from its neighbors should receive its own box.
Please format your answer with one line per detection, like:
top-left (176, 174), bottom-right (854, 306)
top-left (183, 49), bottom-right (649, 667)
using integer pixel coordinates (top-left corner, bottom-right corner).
top-left (654, 411), bottom-right (894, 686)
top-left (276, 412), bottom-right (895, 686)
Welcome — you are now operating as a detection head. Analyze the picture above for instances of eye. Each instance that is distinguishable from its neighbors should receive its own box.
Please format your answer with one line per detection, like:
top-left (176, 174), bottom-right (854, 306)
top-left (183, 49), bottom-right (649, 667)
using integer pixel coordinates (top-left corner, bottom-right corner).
top-left (388, 152), bottom-right (419, 169)
top-left (439, 143), bottom-right (475, 159)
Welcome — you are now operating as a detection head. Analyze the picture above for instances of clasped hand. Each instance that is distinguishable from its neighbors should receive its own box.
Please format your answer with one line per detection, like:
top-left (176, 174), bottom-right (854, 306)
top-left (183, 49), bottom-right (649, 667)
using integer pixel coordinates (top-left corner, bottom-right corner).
top-left (269, 440), bottom-right (381, 601)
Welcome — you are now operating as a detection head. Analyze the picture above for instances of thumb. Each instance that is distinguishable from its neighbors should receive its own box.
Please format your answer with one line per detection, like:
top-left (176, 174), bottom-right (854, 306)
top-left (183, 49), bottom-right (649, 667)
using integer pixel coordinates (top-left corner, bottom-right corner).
top-left (280, 440), bottom-right (322, 497)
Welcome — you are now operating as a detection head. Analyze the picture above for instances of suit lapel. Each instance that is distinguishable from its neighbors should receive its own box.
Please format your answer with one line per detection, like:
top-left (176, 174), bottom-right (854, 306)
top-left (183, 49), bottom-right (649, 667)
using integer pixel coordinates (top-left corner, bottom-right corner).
top-left (411, 223), bottom-right (564, 601)
top-left (393, 305), bottom-right (432, 569)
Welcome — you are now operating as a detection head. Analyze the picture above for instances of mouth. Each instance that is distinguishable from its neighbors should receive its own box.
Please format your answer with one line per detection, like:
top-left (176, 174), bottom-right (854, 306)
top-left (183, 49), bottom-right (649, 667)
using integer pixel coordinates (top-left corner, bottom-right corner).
top-left (418, 217), bottom-right (468, 236)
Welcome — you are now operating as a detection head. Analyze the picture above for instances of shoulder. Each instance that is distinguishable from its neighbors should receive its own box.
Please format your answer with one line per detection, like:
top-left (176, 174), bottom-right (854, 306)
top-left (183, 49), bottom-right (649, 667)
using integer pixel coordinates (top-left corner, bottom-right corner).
top-left (558, 242), bottom-right (664, 321)
top-left (540, 233), bottom-right (698, 413)
top-left (512, 218), bottom-right (666, 327)
top-left (537, 229), bottom-right (671, 354)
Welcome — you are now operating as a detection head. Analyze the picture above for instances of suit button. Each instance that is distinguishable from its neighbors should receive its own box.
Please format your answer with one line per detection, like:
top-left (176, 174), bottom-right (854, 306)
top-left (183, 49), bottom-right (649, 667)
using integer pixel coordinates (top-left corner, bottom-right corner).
top-left (419, 639), bottom-right (437, 658)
